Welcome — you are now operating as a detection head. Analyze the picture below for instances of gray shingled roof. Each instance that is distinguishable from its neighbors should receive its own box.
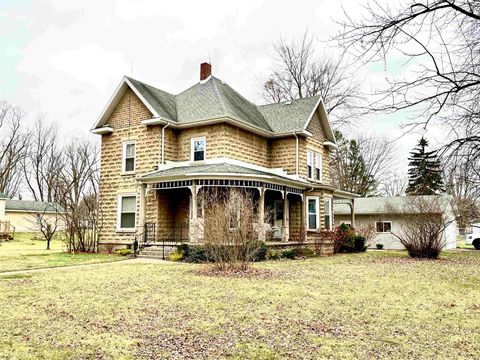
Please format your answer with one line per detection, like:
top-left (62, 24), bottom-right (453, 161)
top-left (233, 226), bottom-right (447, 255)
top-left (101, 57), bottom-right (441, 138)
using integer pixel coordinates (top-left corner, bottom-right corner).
top-left (126, 77), bottom-right (177, 121)
top-left (334, 195), bottom-right (452, 215)
top-left (5, 200), bottom-right (63, 213)
top-left (141, 162), bottom-right (294, 181)
top-left (118, 76), bottom-right (320, 134)
top-left (258, 96), bottom-right (320, 133)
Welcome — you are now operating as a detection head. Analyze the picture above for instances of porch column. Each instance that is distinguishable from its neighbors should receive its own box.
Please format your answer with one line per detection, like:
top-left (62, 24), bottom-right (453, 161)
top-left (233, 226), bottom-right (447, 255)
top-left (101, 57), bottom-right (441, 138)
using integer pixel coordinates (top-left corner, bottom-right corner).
top-left (139, 183), bottom-right (147, 232)
top-left (281, 188), bottom-right (289, 242)
top-left (258, 187), bottom-right (266, 242)
top-left (189, 180), bottom-right (199, 243)
top-left (350, 198), bottom-right (355, 228)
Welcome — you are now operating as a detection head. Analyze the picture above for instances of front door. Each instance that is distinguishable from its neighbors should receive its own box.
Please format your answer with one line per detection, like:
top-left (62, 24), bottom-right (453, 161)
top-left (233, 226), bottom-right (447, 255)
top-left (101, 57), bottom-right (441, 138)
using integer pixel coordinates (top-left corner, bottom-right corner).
top-left (273, 200), bottom-right (283, 239)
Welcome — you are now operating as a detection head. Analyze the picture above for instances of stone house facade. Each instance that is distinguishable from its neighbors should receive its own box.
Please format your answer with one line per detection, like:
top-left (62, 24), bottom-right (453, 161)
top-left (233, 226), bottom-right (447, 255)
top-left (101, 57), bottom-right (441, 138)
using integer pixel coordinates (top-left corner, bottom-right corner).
top-left (91, 63), bottom-right (355, 252)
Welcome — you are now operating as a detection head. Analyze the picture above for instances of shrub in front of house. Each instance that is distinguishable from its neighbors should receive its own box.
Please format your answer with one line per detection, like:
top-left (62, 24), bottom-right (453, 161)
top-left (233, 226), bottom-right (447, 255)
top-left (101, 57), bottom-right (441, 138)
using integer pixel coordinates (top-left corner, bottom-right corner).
top-left (376, 243), bottom-right (384, 250)
top-left (115, 249), bottom-right (133, 256)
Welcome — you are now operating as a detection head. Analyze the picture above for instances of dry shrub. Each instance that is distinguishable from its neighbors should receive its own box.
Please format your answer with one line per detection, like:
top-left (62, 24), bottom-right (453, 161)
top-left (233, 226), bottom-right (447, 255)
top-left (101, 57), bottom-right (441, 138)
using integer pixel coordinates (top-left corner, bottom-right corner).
top-left (356, 223), bottom-right (376, 247)
top-left (386, 196), bottom-right (452, 259)
top-left (317, 230), bottom-right (335, 255)
top-left (203, 189), bottom-right (264, 271)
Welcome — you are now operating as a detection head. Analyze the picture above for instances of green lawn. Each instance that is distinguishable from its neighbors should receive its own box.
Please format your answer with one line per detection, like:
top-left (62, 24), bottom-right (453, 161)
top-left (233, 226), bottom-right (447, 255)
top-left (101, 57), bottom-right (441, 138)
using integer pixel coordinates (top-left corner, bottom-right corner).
top-left (0, 233), bottom-right (123, 273)
top-left (457, 236), bottom-right (475, 250)
top-left (0, 251), bottom-right (479, 359)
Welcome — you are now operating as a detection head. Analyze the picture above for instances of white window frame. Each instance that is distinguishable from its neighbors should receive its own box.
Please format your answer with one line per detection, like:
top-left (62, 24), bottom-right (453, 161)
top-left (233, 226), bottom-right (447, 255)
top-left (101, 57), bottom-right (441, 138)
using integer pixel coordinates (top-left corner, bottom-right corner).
top-left (190, 137), bottom-right (206, 162)
top-left (306, 196), bottom-right (319, 230)
top-left (116, 193), bottom-right (137, 232)
top-left (376, 221), bottom-right (392, 233)
top-left (307, 151), bottom-right (314, 179)
top-left (324, 198), bottom-right (332, 230)
top-left (121, 140), bottom-right (136, 174)
top-left (315, 152), bottom-right (323, 182)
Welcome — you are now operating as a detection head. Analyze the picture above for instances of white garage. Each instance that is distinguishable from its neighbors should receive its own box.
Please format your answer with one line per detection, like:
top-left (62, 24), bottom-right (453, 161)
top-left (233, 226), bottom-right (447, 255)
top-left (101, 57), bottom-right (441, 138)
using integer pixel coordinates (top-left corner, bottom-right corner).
top-left (334, 195), bottom-right (458, 250)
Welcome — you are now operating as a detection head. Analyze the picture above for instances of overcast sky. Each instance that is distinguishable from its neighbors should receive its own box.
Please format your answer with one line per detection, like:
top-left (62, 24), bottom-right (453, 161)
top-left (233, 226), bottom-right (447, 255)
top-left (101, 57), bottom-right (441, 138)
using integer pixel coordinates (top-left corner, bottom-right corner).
top-left (0, 0), bottom-right (447, 177)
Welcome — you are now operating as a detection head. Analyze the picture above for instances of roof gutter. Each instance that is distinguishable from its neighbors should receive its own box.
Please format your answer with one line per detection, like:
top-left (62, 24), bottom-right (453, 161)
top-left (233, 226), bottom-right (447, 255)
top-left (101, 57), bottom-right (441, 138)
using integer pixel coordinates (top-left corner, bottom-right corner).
top-left (161, 123), bottom-right (170, 164)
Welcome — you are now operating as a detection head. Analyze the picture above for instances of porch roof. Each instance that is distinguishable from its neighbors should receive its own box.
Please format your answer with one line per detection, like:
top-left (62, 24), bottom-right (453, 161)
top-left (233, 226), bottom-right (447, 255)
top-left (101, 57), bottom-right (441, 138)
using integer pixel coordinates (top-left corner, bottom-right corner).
top-left (139, 162), bottom-right (310, 188)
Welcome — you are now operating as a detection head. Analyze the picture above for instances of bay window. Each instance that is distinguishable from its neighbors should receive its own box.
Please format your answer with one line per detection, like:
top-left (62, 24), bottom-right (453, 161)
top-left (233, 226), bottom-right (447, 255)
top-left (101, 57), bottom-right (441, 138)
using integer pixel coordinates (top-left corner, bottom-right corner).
top-left (324, 198), bottom-right (332, 230)
top-left (307, 151), bottom-right (314, 179)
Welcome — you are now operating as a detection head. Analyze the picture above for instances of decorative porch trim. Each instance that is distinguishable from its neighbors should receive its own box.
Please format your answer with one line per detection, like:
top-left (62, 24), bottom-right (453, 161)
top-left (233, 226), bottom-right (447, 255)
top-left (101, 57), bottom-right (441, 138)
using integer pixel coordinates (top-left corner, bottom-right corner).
top-left (152, 180), bottom-right (193, 190)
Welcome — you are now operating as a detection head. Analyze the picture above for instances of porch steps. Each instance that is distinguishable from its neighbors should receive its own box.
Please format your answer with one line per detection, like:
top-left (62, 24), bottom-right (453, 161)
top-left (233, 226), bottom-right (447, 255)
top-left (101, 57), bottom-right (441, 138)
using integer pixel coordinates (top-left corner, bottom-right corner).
top-left (138, 244), bottom-right (179, 260)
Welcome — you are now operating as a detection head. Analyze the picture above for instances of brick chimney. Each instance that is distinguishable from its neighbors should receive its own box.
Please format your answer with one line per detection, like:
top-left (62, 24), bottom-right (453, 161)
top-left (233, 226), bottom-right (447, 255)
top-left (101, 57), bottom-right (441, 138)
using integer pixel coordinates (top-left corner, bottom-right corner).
top-left (200, 62), bottom-right (211, 81)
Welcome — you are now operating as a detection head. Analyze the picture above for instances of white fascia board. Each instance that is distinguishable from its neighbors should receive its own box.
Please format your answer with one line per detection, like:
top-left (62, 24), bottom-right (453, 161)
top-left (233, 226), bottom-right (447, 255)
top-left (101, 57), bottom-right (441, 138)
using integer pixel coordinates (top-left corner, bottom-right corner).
top-left (90, 126), bottom-right (113, 135)
top-left (323, 140), bottom-right (338, 149)
top-left (302, 97), bottom-right (336, 143)
top-left (140, 117), bottom-right (169, 126)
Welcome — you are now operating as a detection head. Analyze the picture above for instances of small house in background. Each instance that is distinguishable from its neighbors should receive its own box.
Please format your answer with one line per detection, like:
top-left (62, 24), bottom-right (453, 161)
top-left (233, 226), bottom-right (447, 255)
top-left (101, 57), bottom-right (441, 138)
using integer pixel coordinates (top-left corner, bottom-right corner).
top-left (0, 194), bottom-right (63, 233)
top-left (334, 195), bottom-right (457, 250)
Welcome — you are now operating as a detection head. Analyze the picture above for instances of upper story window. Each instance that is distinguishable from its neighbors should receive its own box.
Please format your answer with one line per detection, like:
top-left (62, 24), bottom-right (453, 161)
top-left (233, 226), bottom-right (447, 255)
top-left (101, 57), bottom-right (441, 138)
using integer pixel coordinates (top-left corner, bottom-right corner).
top-left (376, 221), bottom-right (392, 233)
top-left (191, 137), bottom-right (206, 161)
top-left (307, 151), bottom-right (314, 179)
top-left (315, 153), bottom-right (323, 182)
top-left (324, 198), bottom-right (332, 230)
top-left (117, 194), bottom-right (136, 231)
top-left (307, 196), bottom-right (319, 230)
top-left (122, 141), bottom-right (136, 173)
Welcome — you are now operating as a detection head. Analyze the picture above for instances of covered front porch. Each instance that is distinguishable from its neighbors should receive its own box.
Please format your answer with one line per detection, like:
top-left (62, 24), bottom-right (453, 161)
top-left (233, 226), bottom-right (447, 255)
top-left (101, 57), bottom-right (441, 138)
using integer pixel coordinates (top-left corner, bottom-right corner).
top-left (138, 178), bottom-right (306, 244)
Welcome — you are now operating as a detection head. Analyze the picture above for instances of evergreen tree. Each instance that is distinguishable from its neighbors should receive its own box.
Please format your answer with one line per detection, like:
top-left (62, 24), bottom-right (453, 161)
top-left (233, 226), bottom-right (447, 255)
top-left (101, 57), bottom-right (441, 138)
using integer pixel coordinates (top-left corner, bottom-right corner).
top-left (331, 130), bottom-right (376, 196)
top-left (406, 137), bottom-right (444, 195)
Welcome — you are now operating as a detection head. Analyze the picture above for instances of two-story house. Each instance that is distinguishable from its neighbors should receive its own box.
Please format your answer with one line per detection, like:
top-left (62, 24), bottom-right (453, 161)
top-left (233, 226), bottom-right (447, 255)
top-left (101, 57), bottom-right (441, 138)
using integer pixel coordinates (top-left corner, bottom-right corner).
top-left (91, 63), bottom-right (355, 253)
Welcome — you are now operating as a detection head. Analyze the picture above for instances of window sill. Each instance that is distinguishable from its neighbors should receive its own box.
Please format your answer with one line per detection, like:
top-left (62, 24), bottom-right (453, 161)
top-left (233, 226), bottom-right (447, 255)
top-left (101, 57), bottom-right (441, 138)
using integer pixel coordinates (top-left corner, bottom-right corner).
top-left (121, 171), bottom-right (135, 176)
top-left (116, 228), bottom-right (136, 233)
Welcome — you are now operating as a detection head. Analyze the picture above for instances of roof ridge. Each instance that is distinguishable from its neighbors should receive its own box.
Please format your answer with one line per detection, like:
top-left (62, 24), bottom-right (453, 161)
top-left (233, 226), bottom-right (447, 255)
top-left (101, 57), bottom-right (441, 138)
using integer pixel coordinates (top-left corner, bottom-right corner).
top-left (258, 95), bottom-right (321, 108)
top-left (210, 77), bottom-right (228, 116)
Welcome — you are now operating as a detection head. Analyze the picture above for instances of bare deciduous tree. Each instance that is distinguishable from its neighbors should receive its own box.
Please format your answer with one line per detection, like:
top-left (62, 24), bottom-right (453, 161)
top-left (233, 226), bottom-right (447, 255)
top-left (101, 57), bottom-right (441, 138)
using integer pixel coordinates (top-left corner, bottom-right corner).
top-left (336, 0), bottom-right (480, 160)
top-left (263, 31), bottom-right (362, 127)
top-left (23, 118), bottom-right (63, 202)
top-left (29, 204), bottom-right (62, 250)
top-left (330, 131), bottom-right (396, 195)
top-left (203, 189), bottom-right (265, 271)
top-left (381, 175), bottom-right (408, 197)
top-left (386, 196), bottom-right (453, 259)
top-left (0, 101), bottom-right (29, 197)
top-left (58, 139), bottom-right (101, 253)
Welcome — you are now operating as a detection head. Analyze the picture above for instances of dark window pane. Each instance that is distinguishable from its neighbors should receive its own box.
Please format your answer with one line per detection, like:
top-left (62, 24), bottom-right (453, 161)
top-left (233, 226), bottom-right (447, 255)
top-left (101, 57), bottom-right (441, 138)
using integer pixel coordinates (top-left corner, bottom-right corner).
top-left (125, 158), bottom-right (135, 171)
top-left (384, 222), bottom-right (391, 232)
top-left (316, 169), bottom-right (320, 180)
top-left (307, 166), bottom-right (312, 178)
top-left (194, 151), bottom-right (204, 161)
top-left (376, 222), bottom-right (383, 232)
top-left (308, 214), bottom-right (317, 229)
top-left (121, 213), bottom-right (135, 228)
top-left (308, 199), bottom-right (316, 213)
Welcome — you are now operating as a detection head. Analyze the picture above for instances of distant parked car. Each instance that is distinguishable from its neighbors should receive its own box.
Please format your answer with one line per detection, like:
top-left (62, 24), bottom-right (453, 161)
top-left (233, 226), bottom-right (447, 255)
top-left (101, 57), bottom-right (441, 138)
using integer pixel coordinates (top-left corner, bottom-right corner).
top-left (465, 224), bottom-right (480, 250)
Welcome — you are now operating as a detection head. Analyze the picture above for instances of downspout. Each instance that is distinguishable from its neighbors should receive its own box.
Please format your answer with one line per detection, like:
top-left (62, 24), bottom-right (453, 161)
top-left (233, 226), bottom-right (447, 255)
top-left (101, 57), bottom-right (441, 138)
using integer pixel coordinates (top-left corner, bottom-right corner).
top-left (161, 123), bottom-right (170, 165)
top-left (293, 132), bottom-right (299, 176)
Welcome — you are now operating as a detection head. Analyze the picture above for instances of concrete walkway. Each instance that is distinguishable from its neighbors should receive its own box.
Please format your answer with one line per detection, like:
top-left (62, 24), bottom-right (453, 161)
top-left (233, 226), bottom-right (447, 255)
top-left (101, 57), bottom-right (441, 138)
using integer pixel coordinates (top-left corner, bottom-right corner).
top-left (0, 257), bottom-right (171, 277)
